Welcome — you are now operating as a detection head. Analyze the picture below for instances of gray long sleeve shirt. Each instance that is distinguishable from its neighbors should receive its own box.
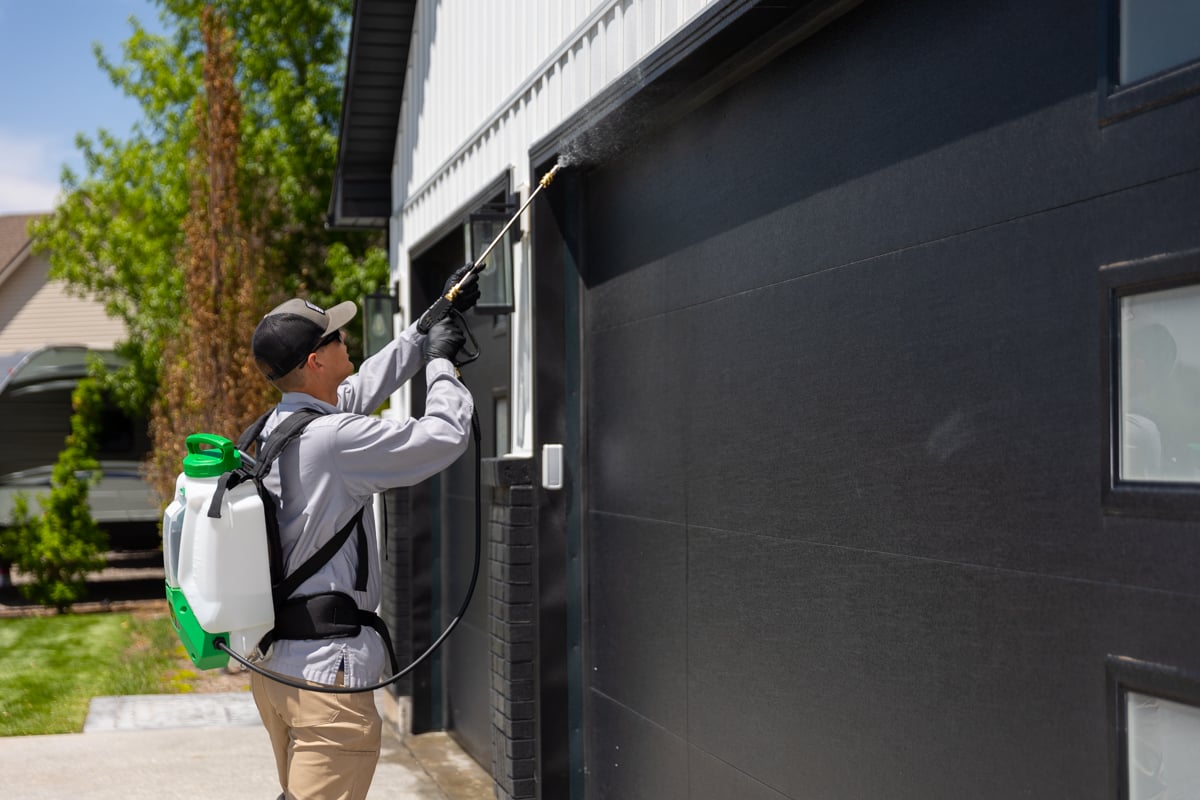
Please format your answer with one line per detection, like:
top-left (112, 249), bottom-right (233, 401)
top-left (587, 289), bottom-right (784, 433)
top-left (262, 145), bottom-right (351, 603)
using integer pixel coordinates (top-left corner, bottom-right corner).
top-left (256, 322), bottom-right (473, 687)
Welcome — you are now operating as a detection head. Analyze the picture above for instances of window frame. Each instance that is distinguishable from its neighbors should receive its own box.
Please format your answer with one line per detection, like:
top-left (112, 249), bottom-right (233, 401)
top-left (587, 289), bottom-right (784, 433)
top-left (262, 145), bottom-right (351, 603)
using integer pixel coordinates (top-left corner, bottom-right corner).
top-left (1098, 0), bottom-right (1200, 125)
top-left (1099, 248), bottom-right (1200, 519)
top-left (1107, 655), bottom-right (1200, 800)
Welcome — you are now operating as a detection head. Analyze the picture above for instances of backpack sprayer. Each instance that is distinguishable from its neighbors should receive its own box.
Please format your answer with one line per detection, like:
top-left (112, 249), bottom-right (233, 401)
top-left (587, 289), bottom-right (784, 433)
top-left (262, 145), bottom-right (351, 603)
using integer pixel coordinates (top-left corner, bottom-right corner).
top-left (163, 162), bottom-right (564, 694)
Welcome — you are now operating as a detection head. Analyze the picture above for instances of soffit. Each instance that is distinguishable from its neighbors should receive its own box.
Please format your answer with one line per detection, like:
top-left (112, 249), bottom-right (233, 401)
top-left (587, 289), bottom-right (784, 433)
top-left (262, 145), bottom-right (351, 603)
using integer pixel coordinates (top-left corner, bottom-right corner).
top-left (329, 0), bottom-right (417, 229)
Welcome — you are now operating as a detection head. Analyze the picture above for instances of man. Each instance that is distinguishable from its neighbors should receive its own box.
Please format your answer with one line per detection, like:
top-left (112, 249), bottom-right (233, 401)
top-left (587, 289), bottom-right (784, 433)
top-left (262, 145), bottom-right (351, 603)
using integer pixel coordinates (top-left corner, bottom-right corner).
top-left (247, 275), bottom-right (477, 800)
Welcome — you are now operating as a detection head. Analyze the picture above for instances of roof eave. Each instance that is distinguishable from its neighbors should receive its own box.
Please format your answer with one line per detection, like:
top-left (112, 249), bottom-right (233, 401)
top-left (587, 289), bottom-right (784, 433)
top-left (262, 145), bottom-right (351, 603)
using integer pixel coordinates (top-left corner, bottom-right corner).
top-left (328, 0), bottom-right (416, 230)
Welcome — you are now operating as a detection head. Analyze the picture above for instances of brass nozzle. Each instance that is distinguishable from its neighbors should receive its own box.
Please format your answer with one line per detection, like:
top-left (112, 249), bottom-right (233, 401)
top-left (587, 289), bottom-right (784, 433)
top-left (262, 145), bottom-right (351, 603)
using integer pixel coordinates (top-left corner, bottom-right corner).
top-left (539, 163), bottom-right (562, 189)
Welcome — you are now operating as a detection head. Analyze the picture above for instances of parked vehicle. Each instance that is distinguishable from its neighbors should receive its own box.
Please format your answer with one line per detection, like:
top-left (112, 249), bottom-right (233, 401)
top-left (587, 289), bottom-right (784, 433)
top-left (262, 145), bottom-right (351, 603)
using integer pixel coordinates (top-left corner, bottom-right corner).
top-left (0, 346), bottom-right (158, 551)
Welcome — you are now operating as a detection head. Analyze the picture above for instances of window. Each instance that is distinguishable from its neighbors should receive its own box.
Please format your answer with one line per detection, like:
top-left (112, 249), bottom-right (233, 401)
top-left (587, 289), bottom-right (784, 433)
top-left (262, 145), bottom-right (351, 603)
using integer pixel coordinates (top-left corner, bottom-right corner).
top-left (1109, 657), bottom-right (1200, 800)
top-left (462, 191), bottom-right (517, 315)
top-left (494, 392), bottom-right (510, 457)
top-left (1125, 692), bottom-right (1200, 799)
top-left (1119, 0), bottom-right (1200, 84)
top-left (1100, 0), bottom-right (1200, 124)
top-left (1101, 249), bottom-right (1200, 517)
top-left (1118, 283), bottom-right (1200, 483)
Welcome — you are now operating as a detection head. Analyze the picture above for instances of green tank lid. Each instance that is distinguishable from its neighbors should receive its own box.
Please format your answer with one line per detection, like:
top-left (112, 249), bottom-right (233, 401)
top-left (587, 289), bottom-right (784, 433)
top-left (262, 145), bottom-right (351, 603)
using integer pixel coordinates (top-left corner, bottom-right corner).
top-left (183, 433), bottom-right (242, 478)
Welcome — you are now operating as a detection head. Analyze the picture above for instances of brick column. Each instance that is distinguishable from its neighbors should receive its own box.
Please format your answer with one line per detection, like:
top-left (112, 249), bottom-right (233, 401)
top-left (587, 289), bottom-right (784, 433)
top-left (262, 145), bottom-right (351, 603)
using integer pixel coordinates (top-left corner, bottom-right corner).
top-left (380, 487), bottom-right (415, 697)
top-left (486, 458), bottom-right (537, 800)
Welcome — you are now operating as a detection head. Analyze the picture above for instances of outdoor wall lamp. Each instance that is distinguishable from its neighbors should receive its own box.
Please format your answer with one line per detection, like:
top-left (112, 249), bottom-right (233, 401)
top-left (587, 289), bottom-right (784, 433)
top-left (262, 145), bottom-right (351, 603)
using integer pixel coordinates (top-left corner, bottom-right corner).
top-left (465, 196), bottom-right (517, 314)
top-left (362, 285), bottom-right (399, 358)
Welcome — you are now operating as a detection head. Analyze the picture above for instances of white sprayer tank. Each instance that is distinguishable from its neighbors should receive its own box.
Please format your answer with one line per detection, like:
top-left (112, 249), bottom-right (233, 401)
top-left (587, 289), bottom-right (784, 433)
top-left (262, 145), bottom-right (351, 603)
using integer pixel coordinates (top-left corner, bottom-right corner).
top-left (174, 434), bottom-right (274, 658)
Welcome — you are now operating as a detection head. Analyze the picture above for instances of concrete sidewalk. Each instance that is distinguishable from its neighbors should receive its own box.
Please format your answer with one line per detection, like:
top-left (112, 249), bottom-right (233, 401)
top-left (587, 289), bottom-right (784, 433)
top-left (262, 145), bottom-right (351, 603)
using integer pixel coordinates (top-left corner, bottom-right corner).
top-left (0, 690), bottom-right (495, 800)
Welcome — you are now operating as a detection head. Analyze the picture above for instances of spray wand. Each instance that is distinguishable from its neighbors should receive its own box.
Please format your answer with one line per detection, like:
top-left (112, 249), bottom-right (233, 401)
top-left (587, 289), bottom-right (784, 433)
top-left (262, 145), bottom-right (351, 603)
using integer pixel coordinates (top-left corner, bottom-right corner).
top-left (416, 162), bottom-right (563, 334)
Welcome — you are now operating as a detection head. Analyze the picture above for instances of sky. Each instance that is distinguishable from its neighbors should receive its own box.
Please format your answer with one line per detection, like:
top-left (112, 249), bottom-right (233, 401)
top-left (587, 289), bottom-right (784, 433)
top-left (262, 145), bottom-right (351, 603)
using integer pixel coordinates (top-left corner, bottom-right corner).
top-left (0, 0), bottom-right (162, 215)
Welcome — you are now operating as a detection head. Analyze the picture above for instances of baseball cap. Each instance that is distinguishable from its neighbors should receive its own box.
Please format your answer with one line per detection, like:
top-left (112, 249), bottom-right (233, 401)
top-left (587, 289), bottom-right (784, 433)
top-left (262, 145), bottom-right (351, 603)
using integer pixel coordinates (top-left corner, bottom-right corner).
top-left (252, 298), bottom-right (357, 380)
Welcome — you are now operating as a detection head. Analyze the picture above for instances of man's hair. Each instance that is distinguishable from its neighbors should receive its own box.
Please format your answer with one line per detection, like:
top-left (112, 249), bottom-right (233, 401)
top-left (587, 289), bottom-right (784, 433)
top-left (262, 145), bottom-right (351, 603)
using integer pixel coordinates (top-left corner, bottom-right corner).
top-left (271, 366), bottom-right (308, 392)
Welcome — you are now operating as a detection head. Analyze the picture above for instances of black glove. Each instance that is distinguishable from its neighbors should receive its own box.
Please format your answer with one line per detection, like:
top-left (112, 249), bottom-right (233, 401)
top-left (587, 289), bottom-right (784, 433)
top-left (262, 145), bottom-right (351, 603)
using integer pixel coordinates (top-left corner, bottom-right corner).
top-left (443, 263), bottom-right (481, 313)
top-left (424, 318), bottom-right (466, 363)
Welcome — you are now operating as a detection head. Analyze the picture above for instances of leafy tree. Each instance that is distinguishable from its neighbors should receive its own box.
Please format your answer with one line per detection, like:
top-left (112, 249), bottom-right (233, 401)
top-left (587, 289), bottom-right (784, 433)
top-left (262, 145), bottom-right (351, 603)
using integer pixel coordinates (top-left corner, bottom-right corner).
top-left (148, 5), bottom-right (276, 494)
top-left (29, 0), bottom-right (386, 501)
top-left (9, 378), bottom-right (109, 612)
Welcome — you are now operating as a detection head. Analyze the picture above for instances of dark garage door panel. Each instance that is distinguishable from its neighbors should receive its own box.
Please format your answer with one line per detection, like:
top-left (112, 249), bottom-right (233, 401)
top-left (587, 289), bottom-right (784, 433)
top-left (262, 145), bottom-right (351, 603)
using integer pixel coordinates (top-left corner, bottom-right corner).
top-left (577, 1), bottom-right (1200, 795)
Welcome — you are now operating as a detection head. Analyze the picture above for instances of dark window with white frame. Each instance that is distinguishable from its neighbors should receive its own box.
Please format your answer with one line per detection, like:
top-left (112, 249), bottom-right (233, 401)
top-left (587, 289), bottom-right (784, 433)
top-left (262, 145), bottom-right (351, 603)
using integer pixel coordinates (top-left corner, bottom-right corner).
top-left (1101, 249), bottom-right (1200, 517)
top-left (1100, 0), bottom-right (1200, 124)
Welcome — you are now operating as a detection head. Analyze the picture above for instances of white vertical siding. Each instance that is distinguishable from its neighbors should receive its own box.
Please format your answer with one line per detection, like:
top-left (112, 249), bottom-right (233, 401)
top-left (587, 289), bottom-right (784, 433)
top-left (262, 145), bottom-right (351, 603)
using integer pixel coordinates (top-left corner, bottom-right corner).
top-left (397, 0), bottom-right (719, 238)
top-left (391, 0), bottom-right (720, 451)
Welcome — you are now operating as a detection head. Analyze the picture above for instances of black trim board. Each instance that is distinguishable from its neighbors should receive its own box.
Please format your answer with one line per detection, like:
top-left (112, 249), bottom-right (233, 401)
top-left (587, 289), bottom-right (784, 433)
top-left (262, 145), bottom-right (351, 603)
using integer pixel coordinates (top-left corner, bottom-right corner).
top-left (530, 0), bottom-right (865, 171)
top-left (409, 171), bottom-right (513, 264)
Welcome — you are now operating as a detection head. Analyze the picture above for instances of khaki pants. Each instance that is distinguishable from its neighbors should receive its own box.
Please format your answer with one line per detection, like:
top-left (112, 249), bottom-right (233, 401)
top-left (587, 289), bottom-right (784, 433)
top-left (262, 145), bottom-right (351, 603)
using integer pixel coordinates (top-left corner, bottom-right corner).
top-left (251, 670), bottom-right (382, 800)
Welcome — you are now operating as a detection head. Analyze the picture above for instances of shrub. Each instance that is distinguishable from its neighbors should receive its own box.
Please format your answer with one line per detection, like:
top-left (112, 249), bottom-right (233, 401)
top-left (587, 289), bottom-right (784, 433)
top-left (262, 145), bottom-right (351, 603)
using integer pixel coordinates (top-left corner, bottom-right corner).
top-left (8, 377), bottom-right (108, 612)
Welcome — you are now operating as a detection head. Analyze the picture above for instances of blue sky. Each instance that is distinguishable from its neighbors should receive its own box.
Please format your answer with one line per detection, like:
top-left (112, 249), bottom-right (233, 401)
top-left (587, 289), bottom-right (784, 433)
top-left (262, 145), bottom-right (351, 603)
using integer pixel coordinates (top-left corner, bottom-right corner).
top-left (0, 0), bottom-right (162, 214)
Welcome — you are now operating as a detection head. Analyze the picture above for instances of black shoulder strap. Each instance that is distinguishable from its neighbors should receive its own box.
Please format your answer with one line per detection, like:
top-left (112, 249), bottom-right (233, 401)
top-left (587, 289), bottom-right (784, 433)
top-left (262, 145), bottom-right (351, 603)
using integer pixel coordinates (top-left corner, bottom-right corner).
top-left (272, 507), bottom-right (366, 606)
top-left (243, 408), bottom-right (370, 605)
top-left (245, 408), bottom-right (322, 594)
top-left (248, 409), bottom-right (323, 479)
top-left (236, 409), bottom-right (274, 454)
top-left (207, 409), bottom-right (320, 519)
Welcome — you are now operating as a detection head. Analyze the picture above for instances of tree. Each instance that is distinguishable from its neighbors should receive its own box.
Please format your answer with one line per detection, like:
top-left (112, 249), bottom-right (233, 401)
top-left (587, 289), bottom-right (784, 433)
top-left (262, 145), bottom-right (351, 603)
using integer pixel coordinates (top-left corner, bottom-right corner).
top-left (148, 5), bottom-right (276, 493)
top-left (29, 0), bottom-right (387, 501)
top-left (8, 378), bottom-right (110, 612)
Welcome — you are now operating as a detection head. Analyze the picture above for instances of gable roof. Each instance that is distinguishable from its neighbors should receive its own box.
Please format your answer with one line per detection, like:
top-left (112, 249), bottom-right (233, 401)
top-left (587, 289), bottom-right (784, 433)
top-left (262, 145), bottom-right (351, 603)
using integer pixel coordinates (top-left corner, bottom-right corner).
top-left (0, 213), bottom-right (128, 353)
top-left (0, 214), bottom-right (41, 278)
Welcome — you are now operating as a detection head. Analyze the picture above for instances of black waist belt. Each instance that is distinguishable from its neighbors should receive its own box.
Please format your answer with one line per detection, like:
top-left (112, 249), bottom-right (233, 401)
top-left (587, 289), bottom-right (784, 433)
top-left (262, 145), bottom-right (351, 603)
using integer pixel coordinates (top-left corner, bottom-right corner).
top-left (261, 591), bottom-right (399, 674)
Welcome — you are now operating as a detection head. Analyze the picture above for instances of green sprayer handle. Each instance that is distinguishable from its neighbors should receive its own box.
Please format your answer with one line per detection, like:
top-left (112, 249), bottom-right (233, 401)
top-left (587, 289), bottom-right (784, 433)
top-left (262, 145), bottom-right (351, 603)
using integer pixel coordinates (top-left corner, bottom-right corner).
top-left (183, 433), bottom-right (241, 477)
top-left (186, 433), bottom-right (235, 456)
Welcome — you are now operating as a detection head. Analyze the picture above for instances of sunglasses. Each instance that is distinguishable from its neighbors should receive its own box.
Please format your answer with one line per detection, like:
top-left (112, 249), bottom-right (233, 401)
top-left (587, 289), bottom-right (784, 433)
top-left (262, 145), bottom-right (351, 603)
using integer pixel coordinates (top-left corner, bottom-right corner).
top-left (313, 329), bottom-right (345, 351)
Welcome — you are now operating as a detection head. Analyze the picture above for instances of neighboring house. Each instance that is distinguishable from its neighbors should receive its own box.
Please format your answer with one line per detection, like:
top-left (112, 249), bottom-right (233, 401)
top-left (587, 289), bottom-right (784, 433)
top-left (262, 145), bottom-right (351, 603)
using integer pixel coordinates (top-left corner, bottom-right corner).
top-left (0, 214), bottom-right (126, 352)
top-left (0, 213), bottom-right (156, 548)
top-left (332, 2), bottom-right (1200, 798)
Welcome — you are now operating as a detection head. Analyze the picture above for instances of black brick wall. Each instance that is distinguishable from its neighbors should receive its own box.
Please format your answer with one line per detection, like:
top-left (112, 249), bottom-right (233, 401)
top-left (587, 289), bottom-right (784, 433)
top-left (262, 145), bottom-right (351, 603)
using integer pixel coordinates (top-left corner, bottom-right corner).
top-left (486, 458), bottom-right (537, 800)
top-left (380, 487), bottom-right (414, 697)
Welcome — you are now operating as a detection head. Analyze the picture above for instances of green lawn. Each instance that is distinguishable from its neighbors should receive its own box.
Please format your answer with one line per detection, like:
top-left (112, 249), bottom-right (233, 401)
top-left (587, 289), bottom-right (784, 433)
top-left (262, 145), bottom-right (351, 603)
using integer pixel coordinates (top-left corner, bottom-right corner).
top-left (0, 612), bottom-right (192, 736)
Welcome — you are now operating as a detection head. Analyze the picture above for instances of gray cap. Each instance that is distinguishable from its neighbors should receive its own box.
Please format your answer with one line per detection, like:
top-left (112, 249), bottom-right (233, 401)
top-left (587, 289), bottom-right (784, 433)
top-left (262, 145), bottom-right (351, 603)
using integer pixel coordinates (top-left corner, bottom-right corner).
top-left (251, 298), bottom-right (357, 380)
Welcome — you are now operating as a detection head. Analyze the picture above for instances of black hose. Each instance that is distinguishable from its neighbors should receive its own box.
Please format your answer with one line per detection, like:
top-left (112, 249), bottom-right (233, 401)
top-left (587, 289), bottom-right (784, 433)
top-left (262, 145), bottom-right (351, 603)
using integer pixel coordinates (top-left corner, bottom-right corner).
top-left (217, 408), bottom-right (483, 694)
